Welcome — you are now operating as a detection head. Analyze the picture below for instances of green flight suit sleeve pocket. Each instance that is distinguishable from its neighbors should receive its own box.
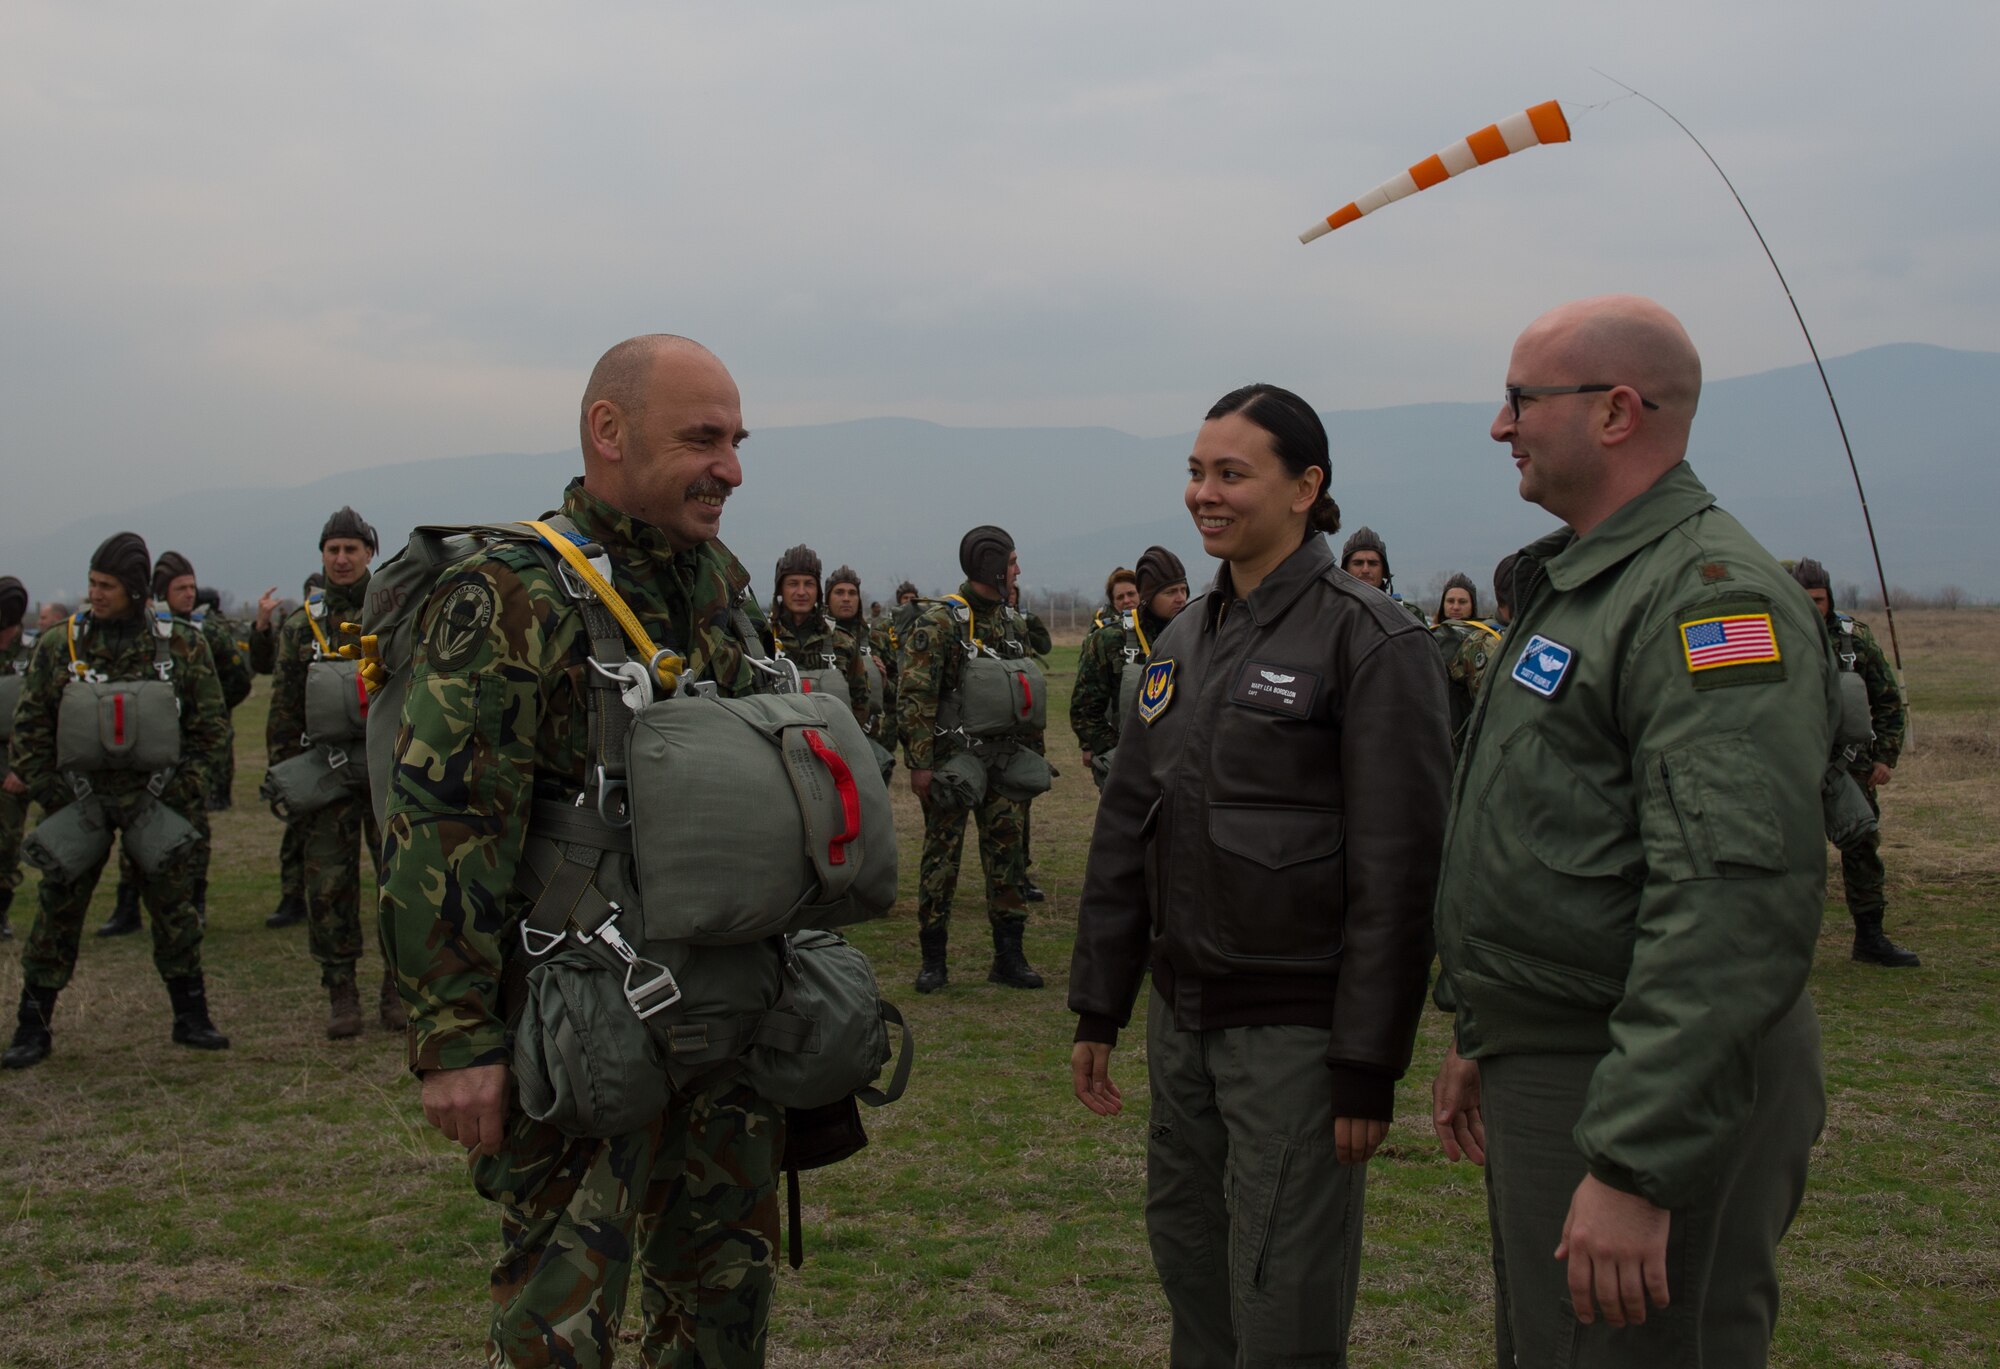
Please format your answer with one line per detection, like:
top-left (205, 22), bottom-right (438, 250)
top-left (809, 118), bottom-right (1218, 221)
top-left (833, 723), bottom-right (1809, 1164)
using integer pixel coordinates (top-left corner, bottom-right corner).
top-left (1643, 734), bottom-right (1788, 880)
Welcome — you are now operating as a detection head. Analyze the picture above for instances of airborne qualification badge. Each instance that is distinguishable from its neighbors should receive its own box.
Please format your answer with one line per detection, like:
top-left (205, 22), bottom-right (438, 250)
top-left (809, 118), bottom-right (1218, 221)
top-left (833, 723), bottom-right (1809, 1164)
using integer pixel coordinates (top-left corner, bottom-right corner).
top-left (1137, 659), bottom-right (1175, 724)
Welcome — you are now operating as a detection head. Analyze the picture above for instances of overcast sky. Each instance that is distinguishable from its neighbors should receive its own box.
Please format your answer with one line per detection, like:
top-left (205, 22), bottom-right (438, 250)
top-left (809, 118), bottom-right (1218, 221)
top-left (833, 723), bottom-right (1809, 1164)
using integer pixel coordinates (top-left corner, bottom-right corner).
top-left (4, 2), bottom-right (1995, 540)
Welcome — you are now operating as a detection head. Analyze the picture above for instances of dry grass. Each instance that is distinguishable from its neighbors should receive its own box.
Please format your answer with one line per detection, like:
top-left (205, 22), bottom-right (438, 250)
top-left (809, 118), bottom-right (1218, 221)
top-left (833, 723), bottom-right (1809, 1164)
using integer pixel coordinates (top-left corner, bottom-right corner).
top-left (1, 618), bottom-right (1996, 1367)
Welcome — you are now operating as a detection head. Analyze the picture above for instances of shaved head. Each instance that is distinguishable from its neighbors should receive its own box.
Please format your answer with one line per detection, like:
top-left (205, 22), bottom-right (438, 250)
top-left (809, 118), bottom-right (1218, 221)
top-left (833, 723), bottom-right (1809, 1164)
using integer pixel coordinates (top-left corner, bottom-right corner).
top-left (1523, 294), bottom-right (1702, 424)
top-left (1494, 295), bottom-right (1705, 535)
top-left (578, 334), bottom-right (716, 453)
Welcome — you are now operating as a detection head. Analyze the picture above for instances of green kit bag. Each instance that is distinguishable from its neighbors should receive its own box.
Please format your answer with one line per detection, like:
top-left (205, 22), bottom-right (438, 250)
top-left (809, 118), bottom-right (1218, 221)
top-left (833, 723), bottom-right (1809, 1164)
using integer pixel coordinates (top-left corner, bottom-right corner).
top-left (120, 796), bottom-right (201, 876)
top-left (741, 929), bottom-right (913, 1111)
top-left (261, 743), bottom-right (367, 820)
top-left (626, 690), bottom-right (897, 944)
top-left (926, 748), bottom-right (988, 811)
top-left (21, 797), bottom-right (114, 882)
top-left (56, 679), bottom-right (182, 773)
top-left (988, 744), bottom-right (1053, 802)
top-left (512, 936), bottom-right (675, 1139)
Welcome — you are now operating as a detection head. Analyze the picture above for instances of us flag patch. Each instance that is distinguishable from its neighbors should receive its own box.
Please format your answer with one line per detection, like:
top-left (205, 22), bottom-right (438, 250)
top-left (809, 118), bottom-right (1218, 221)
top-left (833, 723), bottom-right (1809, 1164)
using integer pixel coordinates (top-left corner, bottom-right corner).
top-left (1680, 613), bottom-right (1780, 672)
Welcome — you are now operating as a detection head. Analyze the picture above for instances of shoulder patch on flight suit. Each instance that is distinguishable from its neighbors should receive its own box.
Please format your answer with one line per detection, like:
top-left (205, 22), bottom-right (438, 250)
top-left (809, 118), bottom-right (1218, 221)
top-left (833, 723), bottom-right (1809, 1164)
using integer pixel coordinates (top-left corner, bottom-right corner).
top-left (1509, 633), bottom-right (1574, 698)
top-left (1137, 658), bottom-right (1176, 724)
top-left (427, 578), bottom-right (498, 673)
top-left (1679, 600), bottom-right (1785, 690)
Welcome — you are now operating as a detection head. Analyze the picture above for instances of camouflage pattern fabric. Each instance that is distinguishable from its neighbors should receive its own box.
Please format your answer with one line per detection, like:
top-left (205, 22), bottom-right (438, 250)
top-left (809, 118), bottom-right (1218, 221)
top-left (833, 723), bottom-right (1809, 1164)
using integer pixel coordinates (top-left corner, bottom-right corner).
top-left (279, 812), bottom-right (306, 901)
top-left (9, 609), bottom-right (225, 989)
top-left (896, 582), bottom-right (1038, 930)
top-left (376, 478), bottom-right (781, 1366)
top-left (247, 618), bottom-right (281, 676)
top-left (917, 787), bottom-right (1027, 932)
top-left (1017, 608), bottom-right (1053, 658)
top-left (475, 1078), bottom-right (781, 1368)
top-left (303, 794), bottom-right (384, 988)
top-left (194, 609), bottom-right (252, 807)
top-left (832, 610), bottom-right (896, 748)
top-left (1, 636), bottom-right (28, 895)
top-left (771, 609), bottom-right (869, 731)
top-left (1069, 618), bottom-right (1139, 758)
top-left (1433, 619), bottom-right (1502, 749)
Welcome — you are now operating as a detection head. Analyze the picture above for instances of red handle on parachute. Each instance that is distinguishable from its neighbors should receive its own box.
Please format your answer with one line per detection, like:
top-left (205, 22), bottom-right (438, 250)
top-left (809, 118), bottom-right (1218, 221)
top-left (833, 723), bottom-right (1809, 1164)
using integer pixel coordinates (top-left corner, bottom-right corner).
top-left (1016, 671), bottom-right (1033, 719)
top-left (356, 670), bottom-right (370, 718)
top-left (114, 692), bottom-right (126, 746)
top-left (801, 729), bottom-right (861, 867)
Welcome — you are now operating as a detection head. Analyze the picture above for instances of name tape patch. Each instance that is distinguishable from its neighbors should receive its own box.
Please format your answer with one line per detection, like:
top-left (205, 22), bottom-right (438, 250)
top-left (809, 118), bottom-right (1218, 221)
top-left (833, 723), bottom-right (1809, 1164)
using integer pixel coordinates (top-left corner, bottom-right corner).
top-left (1510, 633), bottom-right (1574, 698)
top-left (1229, 661), bottom-right (1321, 718)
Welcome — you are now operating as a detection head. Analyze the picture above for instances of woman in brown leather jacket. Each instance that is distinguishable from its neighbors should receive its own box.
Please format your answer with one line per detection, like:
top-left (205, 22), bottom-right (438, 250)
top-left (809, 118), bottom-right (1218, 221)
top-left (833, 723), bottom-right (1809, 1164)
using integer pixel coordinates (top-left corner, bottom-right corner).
top-left (1066, 382), bottom-right (1452, 1366)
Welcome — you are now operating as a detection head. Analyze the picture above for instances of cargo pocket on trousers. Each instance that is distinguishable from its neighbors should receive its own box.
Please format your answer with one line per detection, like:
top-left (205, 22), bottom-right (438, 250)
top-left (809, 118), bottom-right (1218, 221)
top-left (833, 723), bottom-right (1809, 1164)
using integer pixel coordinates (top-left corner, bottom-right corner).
top-left (1249, 1140), bottom-right (1295, 1290)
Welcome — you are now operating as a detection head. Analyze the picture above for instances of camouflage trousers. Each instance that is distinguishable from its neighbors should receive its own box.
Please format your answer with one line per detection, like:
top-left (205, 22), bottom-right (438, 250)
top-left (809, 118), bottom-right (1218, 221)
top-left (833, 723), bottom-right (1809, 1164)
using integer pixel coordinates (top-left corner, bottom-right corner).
top-left (1837, 779), bottom-right (1887, 921)
top-left (208, 732), bottom-right (236, 809)
top-left (20, 797), bottom-right (205, 990)
top-left (0, 785), bottom-right (25, 895)
top-left (473, 1078), bottom-right (784, 1368)
top-left (917, 786), bottom-right (1027, 934)
top-left (303, 791), bottom-right (384, 988)
top-left (279, 813), bottom-right (306, 902)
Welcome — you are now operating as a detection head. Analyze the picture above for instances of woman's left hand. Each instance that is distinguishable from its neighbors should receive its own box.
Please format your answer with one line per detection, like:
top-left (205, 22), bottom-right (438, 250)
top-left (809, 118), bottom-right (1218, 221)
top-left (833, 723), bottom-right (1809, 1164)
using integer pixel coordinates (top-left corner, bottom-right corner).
top-left (1333, 1116), bottom-right (1388, 1166)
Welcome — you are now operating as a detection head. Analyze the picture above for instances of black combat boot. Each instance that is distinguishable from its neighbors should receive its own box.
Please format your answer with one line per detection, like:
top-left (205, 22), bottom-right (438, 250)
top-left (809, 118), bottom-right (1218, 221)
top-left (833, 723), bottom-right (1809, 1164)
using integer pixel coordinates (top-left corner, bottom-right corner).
top-left (2, 985), bottom-right (60, 1070)
top-left (988, 921), bottom-right (1044, 989)
top-left (0, 888), bottom-right (13, 941)
top-left (1852, 912), bottom-right (1921, 968)
top-left (265, 893), bottom-right (306, 929)
top-left (96, 879), bottom-right (143, 937)
top-left (1019, 879), bottom-right (1046, 903)
top-left (166, 974), bottom-right (230, 1051)
top-left (914, 925), bottom-right (949, 994)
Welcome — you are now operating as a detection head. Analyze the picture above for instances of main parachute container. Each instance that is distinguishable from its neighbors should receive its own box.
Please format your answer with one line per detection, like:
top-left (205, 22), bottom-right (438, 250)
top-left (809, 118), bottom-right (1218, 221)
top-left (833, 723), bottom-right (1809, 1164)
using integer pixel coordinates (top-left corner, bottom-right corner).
top-left (1300, 100), bottom-right (1572, 244)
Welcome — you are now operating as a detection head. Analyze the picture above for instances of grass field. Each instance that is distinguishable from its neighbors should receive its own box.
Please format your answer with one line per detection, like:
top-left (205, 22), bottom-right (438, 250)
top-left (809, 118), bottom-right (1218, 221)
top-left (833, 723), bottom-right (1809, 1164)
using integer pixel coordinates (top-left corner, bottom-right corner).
top-left (2, 610), bottom-right (1995, 1367)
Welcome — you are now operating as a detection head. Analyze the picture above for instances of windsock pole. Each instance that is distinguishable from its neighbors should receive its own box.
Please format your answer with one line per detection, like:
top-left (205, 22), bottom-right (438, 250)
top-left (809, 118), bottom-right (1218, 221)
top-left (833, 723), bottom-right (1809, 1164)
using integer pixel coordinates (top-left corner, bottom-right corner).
top-left (1595, 73), bottom-right (1905, 684)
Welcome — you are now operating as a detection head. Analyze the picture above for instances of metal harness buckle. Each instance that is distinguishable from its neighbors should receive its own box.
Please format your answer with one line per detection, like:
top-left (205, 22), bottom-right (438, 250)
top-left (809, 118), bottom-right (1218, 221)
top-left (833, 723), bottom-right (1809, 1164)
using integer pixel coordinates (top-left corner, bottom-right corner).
top-left (593, 765), bottom-right (631, 830)
top-left (750, 654), bottom-right (803, 695)
top-left (580, 907), bottom-right (682, 1019)
top-left (589, 656), bottom-right (654, 714)
top-left (520, 923), bottom-right (566, 958)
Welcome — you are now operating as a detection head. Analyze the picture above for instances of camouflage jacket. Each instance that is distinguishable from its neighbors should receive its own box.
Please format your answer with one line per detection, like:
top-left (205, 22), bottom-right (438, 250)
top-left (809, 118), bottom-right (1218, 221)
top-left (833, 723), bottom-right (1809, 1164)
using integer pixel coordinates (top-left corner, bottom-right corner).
top-left (1018, 608), bottom-right (1053, 658)
top-left (379, 478), bottom-right (772, 1074)
top-left (895, 582), bottom-right (1041, 769)
top-left (772, 608), bottom-right (870, 730)
top-left (10, 608), bottom-right (226, 815)
top-left (1070, 615), bottom-right (1147, 757)
top-left (1, 637), bottom-right (30, 773)
top-left (1827, 611), bottom-right (1905, 769)
top-left (269, 575), bottom-right (371, 767)
top-left (174, 608), bottom-right (253, 711)
top-left (833, 611), bottom-right (897, 740)
top-left (248, 617), bottom-right (282, 675)
top-left (1433, 619), bottom-right (1503, 746)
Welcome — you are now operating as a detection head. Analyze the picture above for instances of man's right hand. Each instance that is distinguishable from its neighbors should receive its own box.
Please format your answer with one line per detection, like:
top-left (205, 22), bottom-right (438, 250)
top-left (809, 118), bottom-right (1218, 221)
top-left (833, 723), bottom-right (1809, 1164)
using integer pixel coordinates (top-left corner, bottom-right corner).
top-left (254, 585), bottom-right (281, 632)
top-left (1432, 1040), bottom-right (1486, 1165)
top-left (1, 772), bottom-right (25, 797)
top-left (1071, 1041), bottom-right (1122, 1116)
top-left (910, 768), bottom-right (932, 804)
top-left (420, 1062), bottom-right (511, 1155)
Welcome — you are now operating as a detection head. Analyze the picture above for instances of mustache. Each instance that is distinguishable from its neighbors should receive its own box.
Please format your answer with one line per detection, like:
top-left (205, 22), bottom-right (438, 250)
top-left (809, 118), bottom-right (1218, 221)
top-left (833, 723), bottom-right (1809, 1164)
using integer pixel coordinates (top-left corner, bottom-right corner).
top-left (686, 477), bottom-right (731, 503)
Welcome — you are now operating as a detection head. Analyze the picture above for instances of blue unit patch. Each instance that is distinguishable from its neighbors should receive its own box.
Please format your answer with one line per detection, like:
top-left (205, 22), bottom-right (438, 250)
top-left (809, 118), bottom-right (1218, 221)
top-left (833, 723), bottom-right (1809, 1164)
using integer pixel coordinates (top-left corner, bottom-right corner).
top-left (1136, 658), bottom-right (1176, 724)
top-left (1509, 633), bottom-right (1575, 698)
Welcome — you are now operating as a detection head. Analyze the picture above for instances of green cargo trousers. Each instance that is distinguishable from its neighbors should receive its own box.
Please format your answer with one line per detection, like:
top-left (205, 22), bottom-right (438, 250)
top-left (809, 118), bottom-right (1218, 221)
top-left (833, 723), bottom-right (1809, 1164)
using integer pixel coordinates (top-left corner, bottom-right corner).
top-left (1144, 986), bottom-right (1366, 1368)
top-left (916, 787), bottom-right (1027, 933)
top-left (472, 1078), bottom-right (783, 1368)
top-left (301, 791), bottom-right (383, 988)
top-left (1836, 779), bottom-right (1887, 921)
top-left (1479, 993), bottom-right (1823, 1367)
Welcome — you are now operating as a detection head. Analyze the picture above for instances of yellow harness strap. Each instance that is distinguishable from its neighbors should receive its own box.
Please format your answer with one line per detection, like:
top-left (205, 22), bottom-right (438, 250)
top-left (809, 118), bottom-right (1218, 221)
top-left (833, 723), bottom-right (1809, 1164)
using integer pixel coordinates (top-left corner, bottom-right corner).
top-left (526, 521), bottom-right (683, 690)
top-left (304, 594), bottom-right (336, 657)
top-left (1463, 619), bottom-right (1503, 641)
top-left (1130, 611), bottom-right (1151, 656)
top-left (943, 594), bottom-right (986, 649)
top-left (66, 612), bottom-right (85, 679)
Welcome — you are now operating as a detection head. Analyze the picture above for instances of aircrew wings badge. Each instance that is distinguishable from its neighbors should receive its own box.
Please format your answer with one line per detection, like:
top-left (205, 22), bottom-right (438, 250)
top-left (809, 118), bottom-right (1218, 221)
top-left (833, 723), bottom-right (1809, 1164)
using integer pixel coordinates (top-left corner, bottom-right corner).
top-left (1137, 658), bottom-right (1175, 724)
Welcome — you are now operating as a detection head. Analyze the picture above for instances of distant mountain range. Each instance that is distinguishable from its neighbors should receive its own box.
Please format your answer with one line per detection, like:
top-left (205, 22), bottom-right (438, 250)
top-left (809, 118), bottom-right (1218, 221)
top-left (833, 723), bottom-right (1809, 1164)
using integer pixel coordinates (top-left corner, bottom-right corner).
top-left (9, 343), bottom-right (1996, 610)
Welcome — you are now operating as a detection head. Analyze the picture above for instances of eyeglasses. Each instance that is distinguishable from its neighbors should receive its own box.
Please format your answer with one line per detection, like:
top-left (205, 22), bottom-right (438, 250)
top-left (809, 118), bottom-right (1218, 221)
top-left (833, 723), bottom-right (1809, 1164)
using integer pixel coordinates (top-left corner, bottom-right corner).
top-left (1504, 384), bottom-right (1660, 421)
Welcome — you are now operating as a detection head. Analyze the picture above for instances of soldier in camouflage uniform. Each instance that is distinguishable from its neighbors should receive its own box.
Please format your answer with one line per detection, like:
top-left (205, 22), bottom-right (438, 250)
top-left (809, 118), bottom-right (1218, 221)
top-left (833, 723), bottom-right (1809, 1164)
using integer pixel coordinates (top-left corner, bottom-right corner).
top-left (768, 545), bottom-right (870, 731)
top-left (380, 335), bottom-right (784, 1368)
top-left (1340, 526), bottom-right (1429, 624)
top-left (1430, 572), bottom-right (1502, 749)
top-left (826, 564), bottom-right (897, 758)
top-left (1792, 558), bottom-right (1920, 967)
top-left (1070, 547), bottom-right (1188, 788)
top-left (2, 533), bottom-right (230, 1069)
top-left (0, 577), bottom-right (30, 941)
top-left (254, 573), bottom-right (322, 929)
top-left (96, 552), bottom-right (254, 937)
top-left (195, 585), bottom-right (251, 809)
top-left (898, 525), bottom-right (1044, 993)
top-left (272, 509), bottom-right (397, 1036)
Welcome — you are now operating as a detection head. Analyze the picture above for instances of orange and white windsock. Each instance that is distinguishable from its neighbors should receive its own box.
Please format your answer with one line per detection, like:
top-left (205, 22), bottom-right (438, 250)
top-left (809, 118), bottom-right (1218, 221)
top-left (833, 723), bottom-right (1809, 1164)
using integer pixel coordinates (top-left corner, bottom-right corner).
top-left (1299, 100), bottom-right (1572, 244)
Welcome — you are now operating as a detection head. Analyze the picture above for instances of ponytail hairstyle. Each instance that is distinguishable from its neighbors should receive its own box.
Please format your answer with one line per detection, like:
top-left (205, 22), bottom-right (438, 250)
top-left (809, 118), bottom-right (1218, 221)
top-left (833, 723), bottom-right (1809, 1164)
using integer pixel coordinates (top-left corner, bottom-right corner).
top-left (1204, 383), bottom-right (1341, 536)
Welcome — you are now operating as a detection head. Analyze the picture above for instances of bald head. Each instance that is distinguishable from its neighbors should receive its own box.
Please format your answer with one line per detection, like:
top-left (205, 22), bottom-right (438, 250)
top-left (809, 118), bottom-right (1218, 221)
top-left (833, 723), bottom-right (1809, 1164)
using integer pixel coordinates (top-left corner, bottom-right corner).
top-left (578, 334), bottom-right (746, 551)
top-left (1523, 295), bottom-right (1702, 423)
top-left (1495, 296), bottom-right (1706, 535)
top-left (578, 334), bottom-right (717, 455)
